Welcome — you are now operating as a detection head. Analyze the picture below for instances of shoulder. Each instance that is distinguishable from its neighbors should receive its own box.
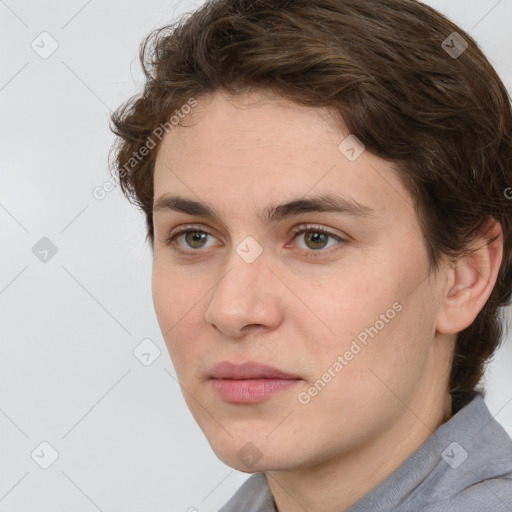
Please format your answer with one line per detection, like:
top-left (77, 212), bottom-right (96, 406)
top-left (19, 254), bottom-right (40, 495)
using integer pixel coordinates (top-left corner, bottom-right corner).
top-left (425, 476), bottom-right (512, 512)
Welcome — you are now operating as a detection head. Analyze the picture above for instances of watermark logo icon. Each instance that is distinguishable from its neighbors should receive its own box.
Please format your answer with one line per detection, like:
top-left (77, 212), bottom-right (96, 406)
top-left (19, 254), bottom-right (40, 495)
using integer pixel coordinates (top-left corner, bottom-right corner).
top-left (442, 32), bottom-right (468, 59)
top-left (236, 236), bottom-right (263, 264)
top-left (133, 338), bottom-right (161, 367)
top-left (31, 31), bottom-right (59, 59)
top-left (32, 237), bottom-right (58, 263)
top-left (237, 442), bottom-right (263, 468)
top-left (338, 134), bottom-right (365, 162)
top-left (442, 441), bottom-right (468, 469)
top-left (31, 441), bottom-right (59, 469)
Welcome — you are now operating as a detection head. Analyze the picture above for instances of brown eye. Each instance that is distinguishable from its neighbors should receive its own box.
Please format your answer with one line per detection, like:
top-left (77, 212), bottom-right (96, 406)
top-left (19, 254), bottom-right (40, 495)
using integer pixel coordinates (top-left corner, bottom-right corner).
top-left (292, 225), bottom-right (344, 253)
top-left (184, 231), bottom-right (209, 249)
top-left (303, 231), bottom-right (330, 250)
top-left (166, 228), bottom-right (218, 251)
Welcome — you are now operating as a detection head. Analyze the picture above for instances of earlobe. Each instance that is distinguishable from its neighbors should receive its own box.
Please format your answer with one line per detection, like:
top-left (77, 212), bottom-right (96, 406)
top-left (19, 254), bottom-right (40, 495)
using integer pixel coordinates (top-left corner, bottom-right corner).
top-left (436, 220), bottom-right (503, 335)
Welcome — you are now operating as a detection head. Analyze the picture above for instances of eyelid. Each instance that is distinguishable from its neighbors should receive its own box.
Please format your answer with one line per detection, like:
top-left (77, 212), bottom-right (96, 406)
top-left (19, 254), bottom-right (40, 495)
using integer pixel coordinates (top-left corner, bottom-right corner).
top-left (289, 223), bottom-right (346, 241)
top-left (167, 223), bottom-right (220, 241)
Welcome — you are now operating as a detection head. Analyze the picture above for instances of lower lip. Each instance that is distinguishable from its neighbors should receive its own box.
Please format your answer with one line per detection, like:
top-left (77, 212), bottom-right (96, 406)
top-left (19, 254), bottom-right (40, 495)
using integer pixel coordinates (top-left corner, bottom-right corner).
top-left (211, 378), bottom-right (301, 403)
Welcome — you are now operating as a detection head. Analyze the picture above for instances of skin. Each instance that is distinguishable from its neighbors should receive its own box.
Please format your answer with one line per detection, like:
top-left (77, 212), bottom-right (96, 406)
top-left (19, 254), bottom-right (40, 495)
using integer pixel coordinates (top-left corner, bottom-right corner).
top-left (150, 90), bottom-right (503, 512)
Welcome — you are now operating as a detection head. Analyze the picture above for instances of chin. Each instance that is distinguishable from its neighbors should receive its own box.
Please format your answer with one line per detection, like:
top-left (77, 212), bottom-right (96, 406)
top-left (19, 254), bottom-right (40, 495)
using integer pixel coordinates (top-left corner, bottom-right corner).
top-left (207, 435), bottom-right (302, 473)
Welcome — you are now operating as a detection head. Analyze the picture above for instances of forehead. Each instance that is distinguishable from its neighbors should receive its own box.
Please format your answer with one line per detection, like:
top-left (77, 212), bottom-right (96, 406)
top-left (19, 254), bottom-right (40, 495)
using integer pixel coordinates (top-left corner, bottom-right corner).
top-left (156, 90), bottom-right (344, 162)
top-left (153, 90), bottom-right (415, 226)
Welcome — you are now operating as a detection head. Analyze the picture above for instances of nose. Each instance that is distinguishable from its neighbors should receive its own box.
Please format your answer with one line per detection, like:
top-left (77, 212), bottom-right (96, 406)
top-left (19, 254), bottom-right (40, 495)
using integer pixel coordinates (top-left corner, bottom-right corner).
top-left (204, 248), bottom-right (284, 338)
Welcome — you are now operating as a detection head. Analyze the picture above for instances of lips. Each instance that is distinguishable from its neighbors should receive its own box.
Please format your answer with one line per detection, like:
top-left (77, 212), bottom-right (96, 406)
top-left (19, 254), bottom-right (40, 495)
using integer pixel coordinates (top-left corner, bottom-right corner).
top-left (209, 361), bottom-right (301, 380)
top-left (210, 361), bottom-right (302, 404)
top-left (209, 361), bottom-right (303, 403)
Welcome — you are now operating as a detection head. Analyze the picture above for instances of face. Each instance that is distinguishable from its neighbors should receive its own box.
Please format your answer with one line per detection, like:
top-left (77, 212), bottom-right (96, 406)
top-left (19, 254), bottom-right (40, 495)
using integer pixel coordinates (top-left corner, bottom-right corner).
top-left (151, 90), bottom-right (453, 473)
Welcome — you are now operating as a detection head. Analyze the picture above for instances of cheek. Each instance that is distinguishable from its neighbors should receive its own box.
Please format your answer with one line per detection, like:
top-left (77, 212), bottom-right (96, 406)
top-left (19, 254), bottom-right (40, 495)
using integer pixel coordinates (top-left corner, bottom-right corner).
top-left (151, 261), bottom-right (215, 377)
top-left (151, 266), bottom-right (175, 329)
top-left (294, 270), bottom-right (392, 347)
top-left (294, 302), bottom-right (429, 438)
top-left (293, 263), bottom-right (427, 383)
top-left (322, 288), bottom-right (436, 408)
top-left (151, 262), bottom-right (203, 340)
top-left (152, 254), bottom-right (190, 306)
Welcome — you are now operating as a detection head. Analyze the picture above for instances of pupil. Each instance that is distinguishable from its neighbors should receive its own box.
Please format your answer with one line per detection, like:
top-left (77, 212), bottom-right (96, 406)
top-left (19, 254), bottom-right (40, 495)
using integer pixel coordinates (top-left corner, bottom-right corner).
top-left (186, 232), bottom-right (206, 247)
top-left (307, 232), bottom-right (327, 249)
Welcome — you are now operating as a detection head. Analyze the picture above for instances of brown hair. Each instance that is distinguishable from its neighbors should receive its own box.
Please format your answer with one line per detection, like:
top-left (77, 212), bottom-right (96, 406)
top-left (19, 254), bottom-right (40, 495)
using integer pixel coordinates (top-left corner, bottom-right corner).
top-left (109, 0), bottom-right (512, 414)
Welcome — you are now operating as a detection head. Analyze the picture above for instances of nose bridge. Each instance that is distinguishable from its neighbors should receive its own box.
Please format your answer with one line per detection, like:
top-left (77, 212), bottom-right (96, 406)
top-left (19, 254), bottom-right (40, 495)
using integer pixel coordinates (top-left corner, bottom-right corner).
top-left (204, 238), bottom-right (282, 333)
top-left (216, 241), bottom-right (270, 306)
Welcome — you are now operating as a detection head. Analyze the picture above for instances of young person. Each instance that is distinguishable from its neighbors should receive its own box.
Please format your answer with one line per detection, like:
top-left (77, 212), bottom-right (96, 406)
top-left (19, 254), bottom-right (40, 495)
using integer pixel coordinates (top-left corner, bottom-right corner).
top-left (109, 1), bottom-right (512, 510)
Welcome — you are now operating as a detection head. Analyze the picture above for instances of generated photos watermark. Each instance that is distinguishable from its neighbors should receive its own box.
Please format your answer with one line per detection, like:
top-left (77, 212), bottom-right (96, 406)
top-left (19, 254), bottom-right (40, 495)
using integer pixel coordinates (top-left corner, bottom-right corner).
top-left (93, 97), bottom-right (198, 200)
top-left (297, 301), bottom-right (403, 405)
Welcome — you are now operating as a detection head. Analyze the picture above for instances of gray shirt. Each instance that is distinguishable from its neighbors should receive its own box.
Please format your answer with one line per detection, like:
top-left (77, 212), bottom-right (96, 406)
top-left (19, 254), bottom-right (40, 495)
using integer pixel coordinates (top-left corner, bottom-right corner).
top-left (218, 392), bottom-right (512, 511)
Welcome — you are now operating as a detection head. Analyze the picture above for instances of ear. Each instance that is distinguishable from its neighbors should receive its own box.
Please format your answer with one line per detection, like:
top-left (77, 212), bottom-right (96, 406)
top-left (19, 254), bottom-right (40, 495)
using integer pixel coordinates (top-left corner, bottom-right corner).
top-left (436, 219), bottom-right (503, 335)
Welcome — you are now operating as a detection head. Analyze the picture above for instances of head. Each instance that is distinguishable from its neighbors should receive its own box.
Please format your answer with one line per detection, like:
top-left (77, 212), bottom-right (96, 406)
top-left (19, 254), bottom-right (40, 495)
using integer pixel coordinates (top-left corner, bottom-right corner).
top-left (109, 0), bottom-right (512, 472)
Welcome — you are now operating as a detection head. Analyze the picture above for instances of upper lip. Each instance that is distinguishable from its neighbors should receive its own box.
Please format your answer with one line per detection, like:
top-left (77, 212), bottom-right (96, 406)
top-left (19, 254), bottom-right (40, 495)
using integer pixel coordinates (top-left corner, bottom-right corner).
top-left (209, 361), bottom-right (302, 380)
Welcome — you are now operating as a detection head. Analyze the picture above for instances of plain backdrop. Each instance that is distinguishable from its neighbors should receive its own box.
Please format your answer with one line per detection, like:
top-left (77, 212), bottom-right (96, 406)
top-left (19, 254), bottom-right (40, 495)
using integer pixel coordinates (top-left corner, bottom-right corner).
top-left (1, 1), bottom-right (511, 511)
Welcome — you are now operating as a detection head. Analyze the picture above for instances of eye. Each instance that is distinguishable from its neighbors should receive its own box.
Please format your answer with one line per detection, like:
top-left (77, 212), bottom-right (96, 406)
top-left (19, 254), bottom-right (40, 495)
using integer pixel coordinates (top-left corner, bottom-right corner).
top-left (290, 224), bottom-right (345, 252)
top-left (164, 223), bottom-right (346, 255)
top-left (166, 226), bottom-right (220, 251)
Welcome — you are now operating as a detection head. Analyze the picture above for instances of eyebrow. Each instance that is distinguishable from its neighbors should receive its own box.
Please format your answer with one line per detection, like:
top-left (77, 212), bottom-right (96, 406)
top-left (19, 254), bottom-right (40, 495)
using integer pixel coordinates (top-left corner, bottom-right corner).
top-left (153, 193), bottom-right (375, 223)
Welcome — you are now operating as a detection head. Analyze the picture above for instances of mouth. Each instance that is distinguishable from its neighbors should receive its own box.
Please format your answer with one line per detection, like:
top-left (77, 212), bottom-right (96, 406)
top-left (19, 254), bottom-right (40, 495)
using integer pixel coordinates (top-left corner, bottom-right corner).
top-left (209, 361), bottom-right (303, 403)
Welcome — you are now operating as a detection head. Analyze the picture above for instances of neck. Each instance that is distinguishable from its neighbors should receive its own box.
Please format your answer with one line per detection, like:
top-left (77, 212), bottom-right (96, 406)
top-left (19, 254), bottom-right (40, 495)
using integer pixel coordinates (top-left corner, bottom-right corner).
top-left (266, 372), bottom-right (453, 512)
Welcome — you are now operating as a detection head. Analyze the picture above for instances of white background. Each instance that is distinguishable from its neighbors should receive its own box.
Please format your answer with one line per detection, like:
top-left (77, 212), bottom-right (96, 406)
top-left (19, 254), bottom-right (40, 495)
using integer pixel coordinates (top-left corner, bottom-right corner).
top-left (1, 1), bottom-right (511, 511)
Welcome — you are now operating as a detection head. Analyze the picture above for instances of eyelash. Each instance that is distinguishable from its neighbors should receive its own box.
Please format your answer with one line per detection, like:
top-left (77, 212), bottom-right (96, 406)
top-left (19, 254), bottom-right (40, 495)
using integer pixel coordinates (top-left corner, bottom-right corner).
top-left (165, 224), bottom-right (346, 258)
